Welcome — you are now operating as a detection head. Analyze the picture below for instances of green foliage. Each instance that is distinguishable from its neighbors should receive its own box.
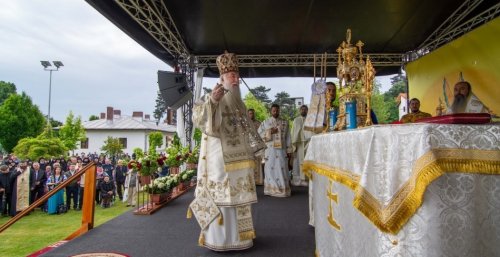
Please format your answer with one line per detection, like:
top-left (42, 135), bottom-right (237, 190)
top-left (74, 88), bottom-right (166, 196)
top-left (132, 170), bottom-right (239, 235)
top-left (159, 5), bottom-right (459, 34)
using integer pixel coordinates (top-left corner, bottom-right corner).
top-left (165, 144), bottom-right (185, 167)
top-left (193, 128), bottom-right (202, 146)
top-left (250, 85), bottom-right (272, 104)
top-left (180, 169), bottom-right (196, 182)
top-left (100, 136), bottom-right (124, 158)
top-left (145, 174), bottom-right (179, 194)
top-left (0, 92), bottom-right (45, 153)
top-left (58, 111), bottom-right (86, 152)
top-left (49, 117), bottom-right (63, 128)
top-left (88, 115), bottom-right (99, 121)
top-left (273, 91), bottom-right (297, 124)
top-left (0, 80), bottom-right (17, 105)
top-left (243, 93), bottom-right (269, 122)
top-left (153, 91), bottom-right (166, 124)
top-left (184, 144), bottom-right (200, 164)
top-left (133, 147), bottom-right (144, 159)
top-left (13, 132), bottom-right (67, 161)
top-left (148, 131), bottom-right (163, 154)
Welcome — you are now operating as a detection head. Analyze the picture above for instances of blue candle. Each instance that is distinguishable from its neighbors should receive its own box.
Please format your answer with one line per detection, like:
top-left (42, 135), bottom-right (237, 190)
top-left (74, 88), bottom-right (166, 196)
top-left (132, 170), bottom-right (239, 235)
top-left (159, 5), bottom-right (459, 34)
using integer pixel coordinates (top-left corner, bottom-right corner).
top-left (345, 101), bottom-right (357, 129)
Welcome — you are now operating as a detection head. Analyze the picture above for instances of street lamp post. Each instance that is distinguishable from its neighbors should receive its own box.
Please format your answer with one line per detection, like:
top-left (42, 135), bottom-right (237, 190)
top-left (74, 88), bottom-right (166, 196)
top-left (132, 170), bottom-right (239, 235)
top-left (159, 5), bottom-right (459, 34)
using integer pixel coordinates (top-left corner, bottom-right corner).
top-left (41, 61), bottom-right (63, 125)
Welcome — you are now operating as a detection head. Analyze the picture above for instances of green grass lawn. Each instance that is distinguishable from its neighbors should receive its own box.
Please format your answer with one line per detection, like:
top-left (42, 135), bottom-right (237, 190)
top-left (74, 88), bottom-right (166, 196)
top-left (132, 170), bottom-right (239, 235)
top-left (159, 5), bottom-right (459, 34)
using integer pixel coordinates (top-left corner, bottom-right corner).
top-left (0, 199), bottom-right (135, 257)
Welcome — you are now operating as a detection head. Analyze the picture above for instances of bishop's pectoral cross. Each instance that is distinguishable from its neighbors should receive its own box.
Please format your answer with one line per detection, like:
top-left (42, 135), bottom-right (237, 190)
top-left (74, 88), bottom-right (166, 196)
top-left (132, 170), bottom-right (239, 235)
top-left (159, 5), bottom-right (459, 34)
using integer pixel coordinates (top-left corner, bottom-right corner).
top-left (327, 179), bottom-right (341, 231)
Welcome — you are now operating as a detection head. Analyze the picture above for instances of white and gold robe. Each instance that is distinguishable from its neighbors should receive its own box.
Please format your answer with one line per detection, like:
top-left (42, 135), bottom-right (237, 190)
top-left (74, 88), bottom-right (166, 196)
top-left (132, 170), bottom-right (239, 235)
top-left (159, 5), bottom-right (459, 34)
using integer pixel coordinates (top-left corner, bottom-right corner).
top-left (192, 93), bottom-right (264, 251)
top-left (291, 116), bottom-right (312, 186)
top-left (15, 168), bottom-right (30, 212)
top-left (258, 117), bottom-right (292, 197)
top-left (447, 93), bottom-right (489, 114)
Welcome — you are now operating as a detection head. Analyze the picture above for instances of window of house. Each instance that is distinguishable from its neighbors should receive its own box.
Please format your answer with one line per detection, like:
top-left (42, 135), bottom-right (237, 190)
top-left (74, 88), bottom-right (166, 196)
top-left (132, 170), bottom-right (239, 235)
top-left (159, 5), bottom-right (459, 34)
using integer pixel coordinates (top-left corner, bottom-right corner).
top-left (165, 136), bottom-right (169, 147)
top-left (80, 138), bottom-right (89, 149)
top-left (119, 138), bottom-right (127, 149)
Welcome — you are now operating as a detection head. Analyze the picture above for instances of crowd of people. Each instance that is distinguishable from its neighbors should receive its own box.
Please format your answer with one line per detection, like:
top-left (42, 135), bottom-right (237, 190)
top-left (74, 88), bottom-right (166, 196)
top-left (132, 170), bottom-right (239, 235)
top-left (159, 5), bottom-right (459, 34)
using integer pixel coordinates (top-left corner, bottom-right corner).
top-left (0, 153), bottom-right (135, 217)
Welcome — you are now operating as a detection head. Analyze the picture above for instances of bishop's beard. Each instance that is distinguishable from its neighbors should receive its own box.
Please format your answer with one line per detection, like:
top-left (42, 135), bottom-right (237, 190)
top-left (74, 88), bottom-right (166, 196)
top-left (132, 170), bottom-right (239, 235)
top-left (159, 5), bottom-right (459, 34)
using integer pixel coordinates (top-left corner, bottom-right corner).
top-left (450, 94), bottom-right (467, 113)
top-left (223, 83), bottom-right (242, 103)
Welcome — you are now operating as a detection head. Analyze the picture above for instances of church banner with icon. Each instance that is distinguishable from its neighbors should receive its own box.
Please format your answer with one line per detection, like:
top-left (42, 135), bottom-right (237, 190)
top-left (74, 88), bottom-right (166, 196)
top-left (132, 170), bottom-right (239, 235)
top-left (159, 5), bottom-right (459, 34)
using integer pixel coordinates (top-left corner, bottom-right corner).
top-left (406, 18), bottom-right (499, 117)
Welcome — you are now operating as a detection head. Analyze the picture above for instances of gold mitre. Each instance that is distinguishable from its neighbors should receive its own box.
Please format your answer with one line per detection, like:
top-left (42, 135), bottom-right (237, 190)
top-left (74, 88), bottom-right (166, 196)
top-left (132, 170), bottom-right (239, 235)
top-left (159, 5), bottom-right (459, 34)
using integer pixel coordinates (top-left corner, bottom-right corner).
top-left (216, 51), bottom-right (239, 75)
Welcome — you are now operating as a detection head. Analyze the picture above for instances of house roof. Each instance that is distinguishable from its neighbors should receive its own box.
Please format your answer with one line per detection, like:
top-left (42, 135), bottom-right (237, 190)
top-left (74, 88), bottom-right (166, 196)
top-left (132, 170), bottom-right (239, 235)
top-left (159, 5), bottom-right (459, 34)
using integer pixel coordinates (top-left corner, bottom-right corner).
top-left (83, 116), bottom-right (177, 133)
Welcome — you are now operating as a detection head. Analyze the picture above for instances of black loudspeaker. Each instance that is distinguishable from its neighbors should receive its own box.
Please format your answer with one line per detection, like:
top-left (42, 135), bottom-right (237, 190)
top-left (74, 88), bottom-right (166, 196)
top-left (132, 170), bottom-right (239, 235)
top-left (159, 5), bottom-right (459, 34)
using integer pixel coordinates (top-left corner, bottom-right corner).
top-left (158, 70), bottom-right (193, 110)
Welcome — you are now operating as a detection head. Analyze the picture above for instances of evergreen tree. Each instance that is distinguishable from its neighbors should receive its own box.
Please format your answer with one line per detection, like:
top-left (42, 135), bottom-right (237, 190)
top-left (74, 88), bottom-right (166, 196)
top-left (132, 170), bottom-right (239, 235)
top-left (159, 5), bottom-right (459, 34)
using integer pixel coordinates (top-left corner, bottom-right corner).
top-left (153, 91), bottom-right (166, 124)
top-left (273, 91), bottom-right (296, 124)
top-left (89, 115), bottom-right (99, 121)
top-left (250, 85), bottom-right (272, 105)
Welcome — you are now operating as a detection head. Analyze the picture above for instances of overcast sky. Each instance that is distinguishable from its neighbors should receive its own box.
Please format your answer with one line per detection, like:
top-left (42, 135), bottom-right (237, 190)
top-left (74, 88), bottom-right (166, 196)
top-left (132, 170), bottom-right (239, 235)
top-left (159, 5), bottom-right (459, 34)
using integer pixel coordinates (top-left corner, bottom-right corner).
top-left (0, 1), bottom-right (394, 122)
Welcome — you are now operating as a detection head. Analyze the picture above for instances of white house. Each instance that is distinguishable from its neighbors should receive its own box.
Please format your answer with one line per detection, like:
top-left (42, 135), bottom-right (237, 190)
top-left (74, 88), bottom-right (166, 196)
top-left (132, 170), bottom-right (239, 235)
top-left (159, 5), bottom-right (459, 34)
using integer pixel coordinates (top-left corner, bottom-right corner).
top-left (396, 93), bottom-right (408, 120)
top-left (74, 107), bottom-right (177, 155)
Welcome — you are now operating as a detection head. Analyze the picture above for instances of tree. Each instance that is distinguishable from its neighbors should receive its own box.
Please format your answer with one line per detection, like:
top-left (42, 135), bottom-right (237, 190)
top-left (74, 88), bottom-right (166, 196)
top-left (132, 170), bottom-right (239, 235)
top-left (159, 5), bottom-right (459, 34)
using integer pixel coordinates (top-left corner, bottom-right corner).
top-left (89, 115), bottom-right (99, 121)
top-left (383, 79), bottom-right (407, 123)
top-left (0, 81), bottom-right (17, 105)
top-left (148, 131), bottom-right (163, 154)
top-left (243, 93), bottom-right (269, 122)
top-left (13, 126), bottom-right (67, 160)
top-left (0, 92), bottom-right (45, 153)
top-left (390, 73), bottom-right (407, 86)
top-left (273, 91), bottom-right (296, 123)
top-left (250, 85), bottom-right (272, 104)
top-left (58, 111), bottom-right (86, 154)
top-left (153, 91), bottom-right (166, 124)
top-left (49, 117), bottom-right (63, 128)
top-left (101, 136), bottom-right (124, 159)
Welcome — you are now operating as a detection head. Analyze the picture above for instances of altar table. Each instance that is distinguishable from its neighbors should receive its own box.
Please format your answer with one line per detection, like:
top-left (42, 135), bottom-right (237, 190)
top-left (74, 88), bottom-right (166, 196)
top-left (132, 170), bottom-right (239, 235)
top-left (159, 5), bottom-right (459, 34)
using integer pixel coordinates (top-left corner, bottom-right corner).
top-left (303, 123), bottom-right (500, 257)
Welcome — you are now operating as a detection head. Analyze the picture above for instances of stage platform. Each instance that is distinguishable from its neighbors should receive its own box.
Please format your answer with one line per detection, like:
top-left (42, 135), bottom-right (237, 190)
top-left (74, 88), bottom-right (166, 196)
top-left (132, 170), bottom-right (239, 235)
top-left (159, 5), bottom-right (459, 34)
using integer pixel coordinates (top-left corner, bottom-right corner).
top-left (41, 186), bottom-right (314, 257)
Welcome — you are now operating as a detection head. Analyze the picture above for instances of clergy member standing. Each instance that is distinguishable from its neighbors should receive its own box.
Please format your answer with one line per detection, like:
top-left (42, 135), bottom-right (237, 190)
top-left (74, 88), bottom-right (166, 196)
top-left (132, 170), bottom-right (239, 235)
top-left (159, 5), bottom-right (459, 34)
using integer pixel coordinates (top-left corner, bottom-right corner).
top-left (247, 108), bottom-right (264, 185)
top-left (191, 51), bottom-right (266, 251)
top-left (258, 104), bottom-right (292, 197)
top-left (11, 161), bottom-right (31, 216)
top-left (291, 105), bottom-right (312, 186)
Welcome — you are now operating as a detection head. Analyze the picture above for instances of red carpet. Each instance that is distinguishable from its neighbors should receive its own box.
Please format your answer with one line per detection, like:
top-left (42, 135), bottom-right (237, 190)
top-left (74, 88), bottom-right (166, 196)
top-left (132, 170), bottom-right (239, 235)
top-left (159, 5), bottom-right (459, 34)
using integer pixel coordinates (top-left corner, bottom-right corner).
top-left (27, 240), bottom-right (68, 257)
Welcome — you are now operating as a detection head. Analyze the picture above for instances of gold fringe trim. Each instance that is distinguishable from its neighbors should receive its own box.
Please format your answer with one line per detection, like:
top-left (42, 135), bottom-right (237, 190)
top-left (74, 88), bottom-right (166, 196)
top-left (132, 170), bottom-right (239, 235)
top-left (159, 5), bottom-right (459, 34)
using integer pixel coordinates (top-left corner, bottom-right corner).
top-left (198, 233), bottom-right (205, 246)
top-left (302, 161), bottom-right (359, 190)
top-left (304, 126), bottom-right (324, 133)
top-left (239, 230), bottom-right (256, 241)
top-left (225, 160), bottom-right (255, 172)
top-left (303, 149), bottom-right (500, 235)
top-left (218, 214), bottom-right (223, 225)
top-left (186, 207), bottom-right (192, 219)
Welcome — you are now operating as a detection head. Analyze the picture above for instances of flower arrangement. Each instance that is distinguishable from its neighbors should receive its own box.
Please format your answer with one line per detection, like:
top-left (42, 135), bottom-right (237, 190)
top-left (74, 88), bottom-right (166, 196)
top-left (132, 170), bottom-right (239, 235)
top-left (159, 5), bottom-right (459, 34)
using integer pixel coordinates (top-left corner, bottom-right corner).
top-left (127, 160), bottom-right (142, 171)
top-left (179, 169), bottom-right (196, 182)
top-left (184, 145), bottom-right (200, 164)
top-left (165, 144), bottom-right (185, 167)
top-left (144, 174), bottom-right (180, 194)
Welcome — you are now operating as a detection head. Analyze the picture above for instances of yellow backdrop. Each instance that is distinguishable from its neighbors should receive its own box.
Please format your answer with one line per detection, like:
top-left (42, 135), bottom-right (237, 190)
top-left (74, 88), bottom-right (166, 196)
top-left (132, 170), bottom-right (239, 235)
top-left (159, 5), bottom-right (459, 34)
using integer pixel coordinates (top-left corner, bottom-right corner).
top-left (406, 18), bottom-right (500, 116)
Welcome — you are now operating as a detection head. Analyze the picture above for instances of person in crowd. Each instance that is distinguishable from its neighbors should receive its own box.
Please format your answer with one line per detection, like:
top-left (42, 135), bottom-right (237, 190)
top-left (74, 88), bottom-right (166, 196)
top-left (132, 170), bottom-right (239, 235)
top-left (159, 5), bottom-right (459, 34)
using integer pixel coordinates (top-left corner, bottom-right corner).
top-left (100, 174), bottom-right (115, 208)
top-left (95, 166), bottom-right (105, 205)
top-left (102, 159), bottom-right (114, 178)
top-left (447, 81), bottom-right (490, 114)
top-left (0, 164), bottom-right (14, 216)
top-left (114, 159), bottom-right (127, 201)
top-left (29, 162), bottom-right (47, 206)
top-left (123, 166), bottom-right (138, 207)
top-left (400, 98), bottom-right (432, 123)
top-left (258, 104), bottom-right (292, 197)
top-left (46, 166), bottom-right (67, 214)
top-left (191, 51), bottom-right (265, 251)
top-left (39, 157), bottom-right (47, 171)
top-left (45, 165), bottom-right (52, 178)
top-left (64, 164), bottom-right (80, 211)
top-left (291, 105), bottom-right (312, 186)
top-left (11, 161), bottom-right (31, 216)
top-left (247, 108), bottom-right (264, 185)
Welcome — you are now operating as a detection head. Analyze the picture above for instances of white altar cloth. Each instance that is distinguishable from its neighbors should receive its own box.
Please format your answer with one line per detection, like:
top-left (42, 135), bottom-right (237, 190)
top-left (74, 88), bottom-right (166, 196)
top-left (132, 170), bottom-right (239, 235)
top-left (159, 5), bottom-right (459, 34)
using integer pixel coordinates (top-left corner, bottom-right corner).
top-left (304, 123), bottom-right (500, 257)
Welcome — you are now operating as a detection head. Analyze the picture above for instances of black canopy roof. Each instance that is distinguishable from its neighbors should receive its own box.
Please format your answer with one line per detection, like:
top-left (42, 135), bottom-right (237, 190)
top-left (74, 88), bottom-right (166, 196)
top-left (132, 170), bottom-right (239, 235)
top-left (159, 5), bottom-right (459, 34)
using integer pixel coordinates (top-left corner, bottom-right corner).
top-left (85, 0), bottom-right (498, 77)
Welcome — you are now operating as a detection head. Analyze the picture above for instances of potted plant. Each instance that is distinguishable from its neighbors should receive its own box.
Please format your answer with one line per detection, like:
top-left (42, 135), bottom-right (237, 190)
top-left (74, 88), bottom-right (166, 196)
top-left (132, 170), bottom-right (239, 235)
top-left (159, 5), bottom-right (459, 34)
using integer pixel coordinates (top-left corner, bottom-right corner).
top-left (144, 174), bottom-right (178, 204)
top-left (184, 145), bottom-right (200, 170)
top-left (165, 144), bottom-right (185, 174)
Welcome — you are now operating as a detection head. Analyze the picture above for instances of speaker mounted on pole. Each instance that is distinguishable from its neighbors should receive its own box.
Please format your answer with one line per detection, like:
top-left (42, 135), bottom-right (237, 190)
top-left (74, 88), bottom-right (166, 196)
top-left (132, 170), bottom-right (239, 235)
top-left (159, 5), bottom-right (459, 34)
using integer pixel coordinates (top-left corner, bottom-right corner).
top-left (157, 70), bottom-right (193, 110)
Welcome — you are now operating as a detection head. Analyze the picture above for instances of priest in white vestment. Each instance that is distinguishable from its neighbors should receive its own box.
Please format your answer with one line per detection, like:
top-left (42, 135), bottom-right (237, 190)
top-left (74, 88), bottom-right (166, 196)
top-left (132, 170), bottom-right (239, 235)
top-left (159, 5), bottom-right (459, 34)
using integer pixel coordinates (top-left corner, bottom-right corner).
top-left (12, 161), bottom-right (30, 214)
top-left (447, 81), bottom-right (490, 114)
top-left (258, 104), bottom-right (292, 197)
top-left (247, 109), bottom-right (264, 185)
top-left (191, 51), bottom-right (266, 251)
top-left (291, 105), bottom-right (312, 187)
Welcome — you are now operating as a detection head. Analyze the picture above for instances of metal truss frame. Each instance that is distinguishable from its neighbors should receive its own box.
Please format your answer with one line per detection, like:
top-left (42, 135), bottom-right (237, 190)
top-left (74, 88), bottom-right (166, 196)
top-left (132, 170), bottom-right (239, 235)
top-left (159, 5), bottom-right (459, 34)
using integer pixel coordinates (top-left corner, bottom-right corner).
top-left (179, 56), bottom-right (197, 147)
top-left (114, 0), bottom-right (189, 57)
top-left (409, 1), bottom-right (500, 61)
top-left (196, 53), bottom-right (404, 69)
